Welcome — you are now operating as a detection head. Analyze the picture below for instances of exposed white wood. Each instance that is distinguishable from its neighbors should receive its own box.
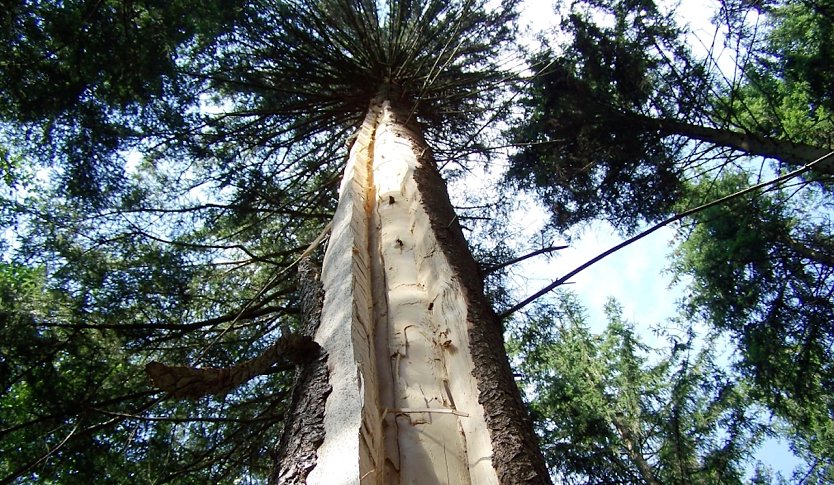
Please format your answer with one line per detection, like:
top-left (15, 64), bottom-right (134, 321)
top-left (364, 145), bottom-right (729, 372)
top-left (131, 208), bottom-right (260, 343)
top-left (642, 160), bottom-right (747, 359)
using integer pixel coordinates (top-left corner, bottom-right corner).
top-left (311, 97), bottom-right (498, 484)
top-left (308, 104), bottom-right (381, 485)
top-left (371, 101), bottom-right (498, 485)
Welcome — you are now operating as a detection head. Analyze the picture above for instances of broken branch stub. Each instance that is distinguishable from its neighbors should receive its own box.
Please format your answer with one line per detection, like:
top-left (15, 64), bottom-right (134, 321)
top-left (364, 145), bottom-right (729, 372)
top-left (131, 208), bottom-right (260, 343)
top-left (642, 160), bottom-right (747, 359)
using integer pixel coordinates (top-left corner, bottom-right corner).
top-left (145, 333), bottom-right (320, 399)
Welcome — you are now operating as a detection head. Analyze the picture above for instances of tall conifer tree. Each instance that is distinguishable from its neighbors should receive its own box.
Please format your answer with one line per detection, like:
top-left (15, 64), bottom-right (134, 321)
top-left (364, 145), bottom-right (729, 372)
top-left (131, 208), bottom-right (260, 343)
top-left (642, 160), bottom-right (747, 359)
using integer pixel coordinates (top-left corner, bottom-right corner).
top-left (1, 0), bottom-right (551, 482)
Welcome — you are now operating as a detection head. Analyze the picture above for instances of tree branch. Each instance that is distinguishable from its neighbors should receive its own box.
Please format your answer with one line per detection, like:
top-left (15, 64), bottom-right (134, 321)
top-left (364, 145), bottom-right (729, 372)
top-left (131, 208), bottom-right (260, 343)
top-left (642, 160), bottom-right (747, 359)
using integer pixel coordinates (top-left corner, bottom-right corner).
top-left (647, 116), bottom-right (834, 175)
top-left (482, 245), bottom-right (568, 275)
top-left (145, 333), bottom-right (319, 399)
top-left (500, 150), bottom-right (834, 319)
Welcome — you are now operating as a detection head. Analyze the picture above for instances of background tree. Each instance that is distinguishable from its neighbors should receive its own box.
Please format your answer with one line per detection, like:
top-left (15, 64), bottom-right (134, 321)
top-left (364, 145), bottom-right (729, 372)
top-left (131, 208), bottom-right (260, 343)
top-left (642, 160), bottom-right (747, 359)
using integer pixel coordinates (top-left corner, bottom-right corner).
top-left (508, 0), bottom-right (833, 232)
top-left (671, 171), bottom-right (834, 482)
top-left (507, 0), bottom-right (834, 479)
top-left (510, 294), bottom-right (770, 484)
top-left (717, 0), bottom-right (834, 151)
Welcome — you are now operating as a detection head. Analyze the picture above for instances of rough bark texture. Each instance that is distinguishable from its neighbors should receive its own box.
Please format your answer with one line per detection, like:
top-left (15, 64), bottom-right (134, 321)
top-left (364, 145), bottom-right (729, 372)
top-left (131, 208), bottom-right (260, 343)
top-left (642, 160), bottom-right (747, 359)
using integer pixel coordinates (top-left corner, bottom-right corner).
top-left (270, 259), bottom-right (331, 484)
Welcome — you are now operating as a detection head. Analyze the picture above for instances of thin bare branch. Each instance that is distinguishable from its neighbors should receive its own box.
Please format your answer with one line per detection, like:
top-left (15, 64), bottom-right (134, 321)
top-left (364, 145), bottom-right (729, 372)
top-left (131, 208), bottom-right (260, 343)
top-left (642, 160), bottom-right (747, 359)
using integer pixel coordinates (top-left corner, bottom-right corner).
top-left (500, 150), bottom-right (834, 319)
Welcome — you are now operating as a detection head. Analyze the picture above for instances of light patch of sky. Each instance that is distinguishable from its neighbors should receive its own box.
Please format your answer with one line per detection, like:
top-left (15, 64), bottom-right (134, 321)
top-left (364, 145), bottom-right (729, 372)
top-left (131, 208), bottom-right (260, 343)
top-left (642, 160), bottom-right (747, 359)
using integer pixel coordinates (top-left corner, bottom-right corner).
top-left (673, 0), bottom-right (745, 83)
top-left (536, 220), bottom-right (680, 333)
top-left (2, 164), bottom-right (61, 260)
top-left (123, 92), bottom-right (235, 203)
top-left (124, 149), bottom-right (143, 174)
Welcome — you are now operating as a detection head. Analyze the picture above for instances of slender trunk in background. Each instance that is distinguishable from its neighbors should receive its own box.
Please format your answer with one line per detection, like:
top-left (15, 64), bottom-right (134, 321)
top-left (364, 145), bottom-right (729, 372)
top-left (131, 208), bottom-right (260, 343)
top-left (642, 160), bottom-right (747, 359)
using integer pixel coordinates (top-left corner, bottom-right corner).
top-left (647, 116), bottom-right (834, 174)
top-left (273, 88), bottom-right (550, 484)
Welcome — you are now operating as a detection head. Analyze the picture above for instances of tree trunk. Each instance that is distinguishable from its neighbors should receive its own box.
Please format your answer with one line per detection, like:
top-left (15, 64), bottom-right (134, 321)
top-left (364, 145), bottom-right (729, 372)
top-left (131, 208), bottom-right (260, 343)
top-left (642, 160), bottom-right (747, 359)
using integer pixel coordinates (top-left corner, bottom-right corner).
top-left (612, 414), bottom-right (662, 485)
top-left (273, 87), bottom-right (551, 484)
top-left (272, 259), bottom-right (331, 484)
top-left (648, 117), bottom-right (834, 175)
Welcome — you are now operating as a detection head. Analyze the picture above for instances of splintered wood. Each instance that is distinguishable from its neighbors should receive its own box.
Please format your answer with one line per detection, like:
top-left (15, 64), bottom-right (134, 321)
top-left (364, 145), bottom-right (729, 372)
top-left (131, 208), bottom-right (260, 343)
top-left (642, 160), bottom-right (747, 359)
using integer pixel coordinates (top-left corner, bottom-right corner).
top-left (310, 97), bottom-right (497, 485)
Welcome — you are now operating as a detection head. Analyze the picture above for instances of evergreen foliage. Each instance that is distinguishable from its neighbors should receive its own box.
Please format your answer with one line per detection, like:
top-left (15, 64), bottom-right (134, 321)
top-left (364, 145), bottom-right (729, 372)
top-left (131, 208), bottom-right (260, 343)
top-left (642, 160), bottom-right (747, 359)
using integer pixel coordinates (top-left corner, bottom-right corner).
top-left (507, 0), bottom-right (711, 231)
top-left (672, 171), bottom-right (834, 480)
top-left (719, 0), bottom-right (834, 142)
top-left (508, 0), bottom-right (833, 233)
top-left (508, 0), bottom-right (834, 480)
top-left (510, 294), bottom-right (769, 484)
top-left (2, 0), bottom-right (832, 481)
top-left (0, 0), bottom-right (519, 481)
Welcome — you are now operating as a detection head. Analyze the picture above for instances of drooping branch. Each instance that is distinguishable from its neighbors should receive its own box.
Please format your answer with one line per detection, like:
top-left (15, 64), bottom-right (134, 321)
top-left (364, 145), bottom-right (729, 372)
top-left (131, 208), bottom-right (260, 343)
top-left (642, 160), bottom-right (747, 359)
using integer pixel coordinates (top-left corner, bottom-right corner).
top-left (92, 408), bottom-right (282, 424)
top-left (43, 304), bottom-right (294, 331)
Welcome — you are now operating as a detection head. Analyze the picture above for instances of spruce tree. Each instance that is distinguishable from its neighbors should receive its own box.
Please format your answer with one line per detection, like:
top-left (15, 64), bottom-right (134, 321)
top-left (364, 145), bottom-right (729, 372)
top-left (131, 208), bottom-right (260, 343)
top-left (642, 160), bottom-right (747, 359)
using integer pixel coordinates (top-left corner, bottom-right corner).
top-left (1, 0), bottom-right (551, 482)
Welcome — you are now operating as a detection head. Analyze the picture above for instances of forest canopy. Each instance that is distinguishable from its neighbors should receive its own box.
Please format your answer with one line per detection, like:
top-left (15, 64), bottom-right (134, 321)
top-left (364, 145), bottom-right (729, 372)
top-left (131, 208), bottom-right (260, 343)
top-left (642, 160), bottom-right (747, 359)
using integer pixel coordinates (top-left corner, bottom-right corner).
top-left (1, 0), bottom-right (832, 483)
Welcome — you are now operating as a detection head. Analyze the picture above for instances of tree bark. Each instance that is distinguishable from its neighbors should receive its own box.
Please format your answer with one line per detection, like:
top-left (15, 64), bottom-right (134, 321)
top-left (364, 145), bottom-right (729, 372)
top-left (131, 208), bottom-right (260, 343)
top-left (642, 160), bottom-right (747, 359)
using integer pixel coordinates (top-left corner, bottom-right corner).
top-left (284, 87), bottom-right (551, 485)
top-left (271, 259), bottom-right (331, 484)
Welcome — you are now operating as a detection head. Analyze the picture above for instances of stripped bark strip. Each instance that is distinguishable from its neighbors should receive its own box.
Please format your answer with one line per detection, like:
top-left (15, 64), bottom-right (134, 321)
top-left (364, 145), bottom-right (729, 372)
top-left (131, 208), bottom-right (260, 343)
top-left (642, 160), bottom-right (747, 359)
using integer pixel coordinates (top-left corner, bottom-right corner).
top-left (408, 108), bottom-right (552, 485)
